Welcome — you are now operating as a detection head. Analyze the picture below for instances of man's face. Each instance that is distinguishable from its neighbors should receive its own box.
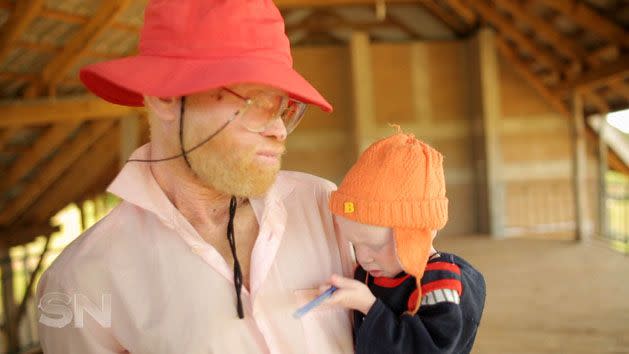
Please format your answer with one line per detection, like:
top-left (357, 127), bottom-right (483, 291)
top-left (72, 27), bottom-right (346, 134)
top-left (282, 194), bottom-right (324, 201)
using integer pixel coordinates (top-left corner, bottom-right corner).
top-left (334, 216), bottom-right (404, 278)
top-left (183, 84), bottom-right (288, 197)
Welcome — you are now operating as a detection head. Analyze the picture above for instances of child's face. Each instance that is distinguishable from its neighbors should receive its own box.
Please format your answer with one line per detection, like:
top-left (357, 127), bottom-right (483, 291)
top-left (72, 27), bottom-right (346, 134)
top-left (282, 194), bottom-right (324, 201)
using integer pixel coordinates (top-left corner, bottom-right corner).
top-left (334, 216), bottom-right (404, 278)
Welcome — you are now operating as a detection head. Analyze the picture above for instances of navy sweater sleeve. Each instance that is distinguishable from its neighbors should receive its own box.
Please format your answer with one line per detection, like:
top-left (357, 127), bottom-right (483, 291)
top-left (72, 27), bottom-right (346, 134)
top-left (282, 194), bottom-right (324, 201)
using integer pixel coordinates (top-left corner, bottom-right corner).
top-left (355, 298), bottom-right (463, 354)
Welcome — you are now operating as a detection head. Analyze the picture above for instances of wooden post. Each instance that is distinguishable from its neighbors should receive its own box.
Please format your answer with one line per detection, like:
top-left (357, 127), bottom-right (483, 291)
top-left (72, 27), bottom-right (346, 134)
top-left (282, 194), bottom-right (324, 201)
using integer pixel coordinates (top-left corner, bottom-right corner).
top-left (572, 91), bottom-right (589, 241)
top-left (471, 28), bottom-right (505, 237)
top-left (349, 31), bottom-right (376, 156)
top-left (598, 117), bottom-right (609, 239)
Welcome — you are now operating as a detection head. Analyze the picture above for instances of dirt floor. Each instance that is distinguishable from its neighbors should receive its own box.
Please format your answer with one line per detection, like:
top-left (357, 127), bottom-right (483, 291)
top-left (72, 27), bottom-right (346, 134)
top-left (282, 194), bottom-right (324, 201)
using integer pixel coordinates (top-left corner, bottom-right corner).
top-left (435, 234), bottom-right (629, 354)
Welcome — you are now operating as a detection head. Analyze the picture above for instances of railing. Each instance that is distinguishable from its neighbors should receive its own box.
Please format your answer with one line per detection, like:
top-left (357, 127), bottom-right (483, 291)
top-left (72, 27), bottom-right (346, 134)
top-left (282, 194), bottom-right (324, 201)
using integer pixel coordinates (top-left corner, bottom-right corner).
top-left (605, 174), bottom-right (629, 254)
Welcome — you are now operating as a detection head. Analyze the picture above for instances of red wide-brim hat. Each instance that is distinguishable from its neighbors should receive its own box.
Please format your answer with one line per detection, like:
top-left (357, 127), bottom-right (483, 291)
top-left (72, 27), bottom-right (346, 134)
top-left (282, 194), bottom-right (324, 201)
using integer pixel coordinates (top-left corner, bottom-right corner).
top-left (80, 0), bottom-right (333, 112)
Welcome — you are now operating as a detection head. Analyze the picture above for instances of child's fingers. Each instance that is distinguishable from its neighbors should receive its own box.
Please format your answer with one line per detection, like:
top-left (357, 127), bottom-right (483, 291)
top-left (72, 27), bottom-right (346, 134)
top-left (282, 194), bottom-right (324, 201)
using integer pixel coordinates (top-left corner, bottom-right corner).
top-left (330, 274), bottom-right (360, 289)
top-left (318, 284), bottom-right (331, 294)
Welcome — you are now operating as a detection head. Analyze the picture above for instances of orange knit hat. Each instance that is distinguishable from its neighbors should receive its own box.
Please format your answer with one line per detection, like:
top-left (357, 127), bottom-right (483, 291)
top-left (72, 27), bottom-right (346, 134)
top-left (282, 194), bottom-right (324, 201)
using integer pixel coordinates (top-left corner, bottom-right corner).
top-left (330, 127), bottom-right (448, 314)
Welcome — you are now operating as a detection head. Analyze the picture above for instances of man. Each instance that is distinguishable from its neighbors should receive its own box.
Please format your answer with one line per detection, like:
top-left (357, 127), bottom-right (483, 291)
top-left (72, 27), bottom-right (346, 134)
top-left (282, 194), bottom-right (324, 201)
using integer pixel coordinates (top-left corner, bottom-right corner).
top-left (36, 1), bottom-right (354, 353)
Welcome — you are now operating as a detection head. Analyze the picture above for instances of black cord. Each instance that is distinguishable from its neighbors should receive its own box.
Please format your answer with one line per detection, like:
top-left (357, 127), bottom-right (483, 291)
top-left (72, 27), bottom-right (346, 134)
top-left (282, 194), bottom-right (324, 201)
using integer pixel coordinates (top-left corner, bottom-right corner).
top-left (127, 96), bottom-right (234, 164)
top-left (179, 96), bottom-right (192, 168)
top-left (227, 196), bottom-right (245, 318)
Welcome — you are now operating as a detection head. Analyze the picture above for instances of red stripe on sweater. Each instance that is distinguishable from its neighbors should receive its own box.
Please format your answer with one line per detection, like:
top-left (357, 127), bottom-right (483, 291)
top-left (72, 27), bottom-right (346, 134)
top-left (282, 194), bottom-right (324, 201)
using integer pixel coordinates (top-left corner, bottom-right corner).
top-left (374, 274), bottom-right (411, 288)
top-left (425, 262), bottom-right (461, 275)
top-left (421, 279), bottom-right (462, 295)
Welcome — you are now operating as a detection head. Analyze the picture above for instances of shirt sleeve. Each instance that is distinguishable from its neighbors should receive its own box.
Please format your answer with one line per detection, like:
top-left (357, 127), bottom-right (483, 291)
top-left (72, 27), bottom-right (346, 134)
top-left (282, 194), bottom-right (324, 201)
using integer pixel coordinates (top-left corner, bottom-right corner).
top-left (36, 266), bottom-right (126, 353)
top-left (355, 298), bottom-right (463, 354)
top-left (319, 178), bottom-right (355, 278)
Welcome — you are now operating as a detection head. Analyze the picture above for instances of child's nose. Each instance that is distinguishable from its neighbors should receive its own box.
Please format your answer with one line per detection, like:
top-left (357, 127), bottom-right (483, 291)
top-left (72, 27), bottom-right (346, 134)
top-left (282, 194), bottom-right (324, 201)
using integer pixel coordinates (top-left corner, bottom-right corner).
top-left (355, 247), bottom-right (374, 264)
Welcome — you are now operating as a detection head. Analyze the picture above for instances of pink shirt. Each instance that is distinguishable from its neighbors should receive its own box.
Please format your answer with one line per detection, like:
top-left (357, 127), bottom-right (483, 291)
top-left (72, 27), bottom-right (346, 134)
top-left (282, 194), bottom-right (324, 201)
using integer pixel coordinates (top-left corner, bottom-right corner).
top-left (37, 144), bottom-right (354, 354)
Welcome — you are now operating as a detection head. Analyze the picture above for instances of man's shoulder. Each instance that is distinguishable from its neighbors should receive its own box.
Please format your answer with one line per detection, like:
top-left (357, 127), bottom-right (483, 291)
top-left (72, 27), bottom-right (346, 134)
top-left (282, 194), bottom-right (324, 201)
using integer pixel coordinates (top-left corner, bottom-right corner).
top-left (40, 202), bottom-right (146, 289)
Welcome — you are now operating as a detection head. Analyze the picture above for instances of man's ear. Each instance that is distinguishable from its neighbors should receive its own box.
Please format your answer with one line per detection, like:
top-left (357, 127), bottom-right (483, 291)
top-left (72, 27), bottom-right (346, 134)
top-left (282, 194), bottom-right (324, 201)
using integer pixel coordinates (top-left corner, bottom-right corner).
top-left (144, 95), bottom-right (181, 123)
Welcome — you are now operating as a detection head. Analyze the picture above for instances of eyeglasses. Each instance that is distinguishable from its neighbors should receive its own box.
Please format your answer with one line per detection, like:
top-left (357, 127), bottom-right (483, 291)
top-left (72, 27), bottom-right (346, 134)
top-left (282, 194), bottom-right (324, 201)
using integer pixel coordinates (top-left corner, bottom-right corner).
top-left (222, 87), bottom-right (307, 135)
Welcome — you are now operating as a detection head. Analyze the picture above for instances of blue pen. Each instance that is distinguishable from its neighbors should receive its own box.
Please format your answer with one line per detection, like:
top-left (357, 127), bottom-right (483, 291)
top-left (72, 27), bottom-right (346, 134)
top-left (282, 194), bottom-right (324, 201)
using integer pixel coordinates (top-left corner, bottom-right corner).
top-left (293, 286), bottom-right (338, 318)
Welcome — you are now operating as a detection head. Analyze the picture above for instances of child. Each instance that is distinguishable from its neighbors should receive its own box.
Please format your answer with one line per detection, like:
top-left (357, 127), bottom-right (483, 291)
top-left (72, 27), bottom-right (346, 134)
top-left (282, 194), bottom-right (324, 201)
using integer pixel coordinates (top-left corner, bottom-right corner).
top-left (324, 129), bottom-right (486, 354)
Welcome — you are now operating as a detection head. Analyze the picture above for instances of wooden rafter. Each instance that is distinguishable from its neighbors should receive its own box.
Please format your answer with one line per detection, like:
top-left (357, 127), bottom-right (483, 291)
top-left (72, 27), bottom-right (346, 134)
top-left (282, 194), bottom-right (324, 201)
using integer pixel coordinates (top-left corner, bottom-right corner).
top-left (0, 120), bottom-right (115, 225)
top-left (0, 127), bottom-right (20, 147)
top-left (441, 0), bottom-right (477, 26)
top-left (0, 72), bottom-right (38, 82)
top-left (14, 40), bottom-right (122, 59)
top-left (555, 56), bottom-right (629, 94)
top-left (496, 38), bottom-right (569, 116)
top-left (583, 89), bottom-right (609, 114)
top-left (275, 0), bottom-right (418, 8)
top-left (28, 127), bottom-right (121, 223)
top-left (0, 0), bottom-right (46, 64)
top-left (496, 37), bottom-right (628, 174)
top-left (467, 1), bottom-right (564, 73)
top-left (385, 12), bottom-right (422, 39)
top-left (609, 81), bottom-right (629, 101)
top-left (0, 0), bottom-right (140, 32)
top-left (43, 8), bottom-right (141, 33)
top-left (0, 223), bottom-right (59, 248)
top-left (27, 0), bottom-right (133, 96)
top-left (534, 0), bottom-right (629, 47)
top-left (0, 96), bottom-right (142, 127)
top-left (417, 0), bottom-right (468, 36)
top-left (495, 0), bottom-right (589, 64)
top-left (0, 122), bottom-right (82, 192)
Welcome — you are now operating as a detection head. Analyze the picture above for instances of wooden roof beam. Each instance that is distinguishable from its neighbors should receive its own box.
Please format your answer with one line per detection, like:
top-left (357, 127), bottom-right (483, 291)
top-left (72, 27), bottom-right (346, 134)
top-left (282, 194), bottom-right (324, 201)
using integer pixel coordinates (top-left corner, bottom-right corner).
top-left (468, 1), bottom-right (564, 74)
top-left (0, 127), bottom-right (20, 148)
top-left (555, 56), bottom-right (629, 94)
top-left (28, 128), bottom-right (120, 223)
top-left (609, 81), bottom-right (629, 101)
top-left (275, 0), bottom-right (418, 8)
top-left (417, 0), bottom-right (468, 36)
top-left (0, 0), bottom-right (46, 64)
top-left (583, 89), bottom-right (610, 114)
top-left (42, 8), bottom-right (140, 33)
top-left (496, 38), bottom-right (569, 116)
top-left (27, 0), bottom-right (133, 96)
top-left (0, 122), bottom-right (82, 192)
top-left (0, 224), bottom-right (59, 248)
top-left (0, 95), bottom-right (142, 127)
top-left (534, 0), bottom-right (629, 48)
top-left (495, 0), bottom-right (589, 64)
top-left (441, 0), bottom-right (477, 26)
top-left (496, 37), bottom-right (628, 174)
top-left (0, 121), bottom-right (115, 225)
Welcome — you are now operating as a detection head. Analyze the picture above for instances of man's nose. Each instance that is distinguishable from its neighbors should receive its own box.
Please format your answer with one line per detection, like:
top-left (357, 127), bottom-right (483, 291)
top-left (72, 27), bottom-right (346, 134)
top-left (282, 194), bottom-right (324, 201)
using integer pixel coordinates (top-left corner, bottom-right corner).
top-left (261, 116), bottom-right (287, 142)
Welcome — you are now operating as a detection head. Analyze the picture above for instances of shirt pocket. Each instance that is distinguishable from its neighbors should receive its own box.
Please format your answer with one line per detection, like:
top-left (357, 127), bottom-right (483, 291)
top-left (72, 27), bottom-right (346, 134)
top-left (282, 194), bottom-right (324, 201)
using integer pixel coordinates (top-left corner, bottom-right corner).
top-left (293, 289), bottom-right (353, 354)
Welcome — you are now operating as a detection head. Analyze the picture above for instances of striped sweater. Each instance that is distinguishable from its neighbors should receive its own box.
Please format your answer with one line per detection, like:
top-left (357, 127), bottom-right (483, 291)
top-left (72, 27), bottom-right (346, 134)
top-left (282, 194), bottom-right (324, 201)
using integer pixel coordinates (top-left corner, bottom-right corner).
top-left (353, 252), bottom-right (486, 354)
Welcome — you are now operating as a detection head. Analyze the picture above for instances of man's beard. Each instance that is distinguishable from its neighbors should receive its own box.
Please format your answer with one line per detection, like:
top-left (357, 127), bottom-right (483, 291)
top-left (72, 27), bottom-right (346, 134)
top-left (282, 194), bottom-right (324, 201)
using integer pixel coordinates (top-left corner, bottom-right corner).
top-left (186, 131), bottom-right (284, 197)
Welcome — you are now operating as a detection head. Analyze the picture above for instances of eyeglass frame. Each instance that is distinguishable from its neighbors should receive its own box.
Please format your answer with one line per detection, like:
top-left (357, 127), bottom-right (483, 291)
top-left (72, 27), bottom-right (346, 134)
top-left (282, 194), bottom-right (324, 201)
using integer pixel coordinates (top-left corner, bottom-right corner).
top-left (221, 87), bottom-right (308, 135)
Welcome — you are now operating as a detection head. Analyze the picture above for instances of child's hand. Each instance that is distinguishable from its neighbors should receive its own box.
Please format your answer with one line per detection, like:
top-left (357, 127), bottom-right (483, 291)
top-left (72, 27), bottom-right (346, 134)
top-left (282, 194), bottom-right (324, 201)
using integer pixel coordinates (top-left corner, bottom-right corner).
top-left (320, 274), bottom-right (376, 315)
